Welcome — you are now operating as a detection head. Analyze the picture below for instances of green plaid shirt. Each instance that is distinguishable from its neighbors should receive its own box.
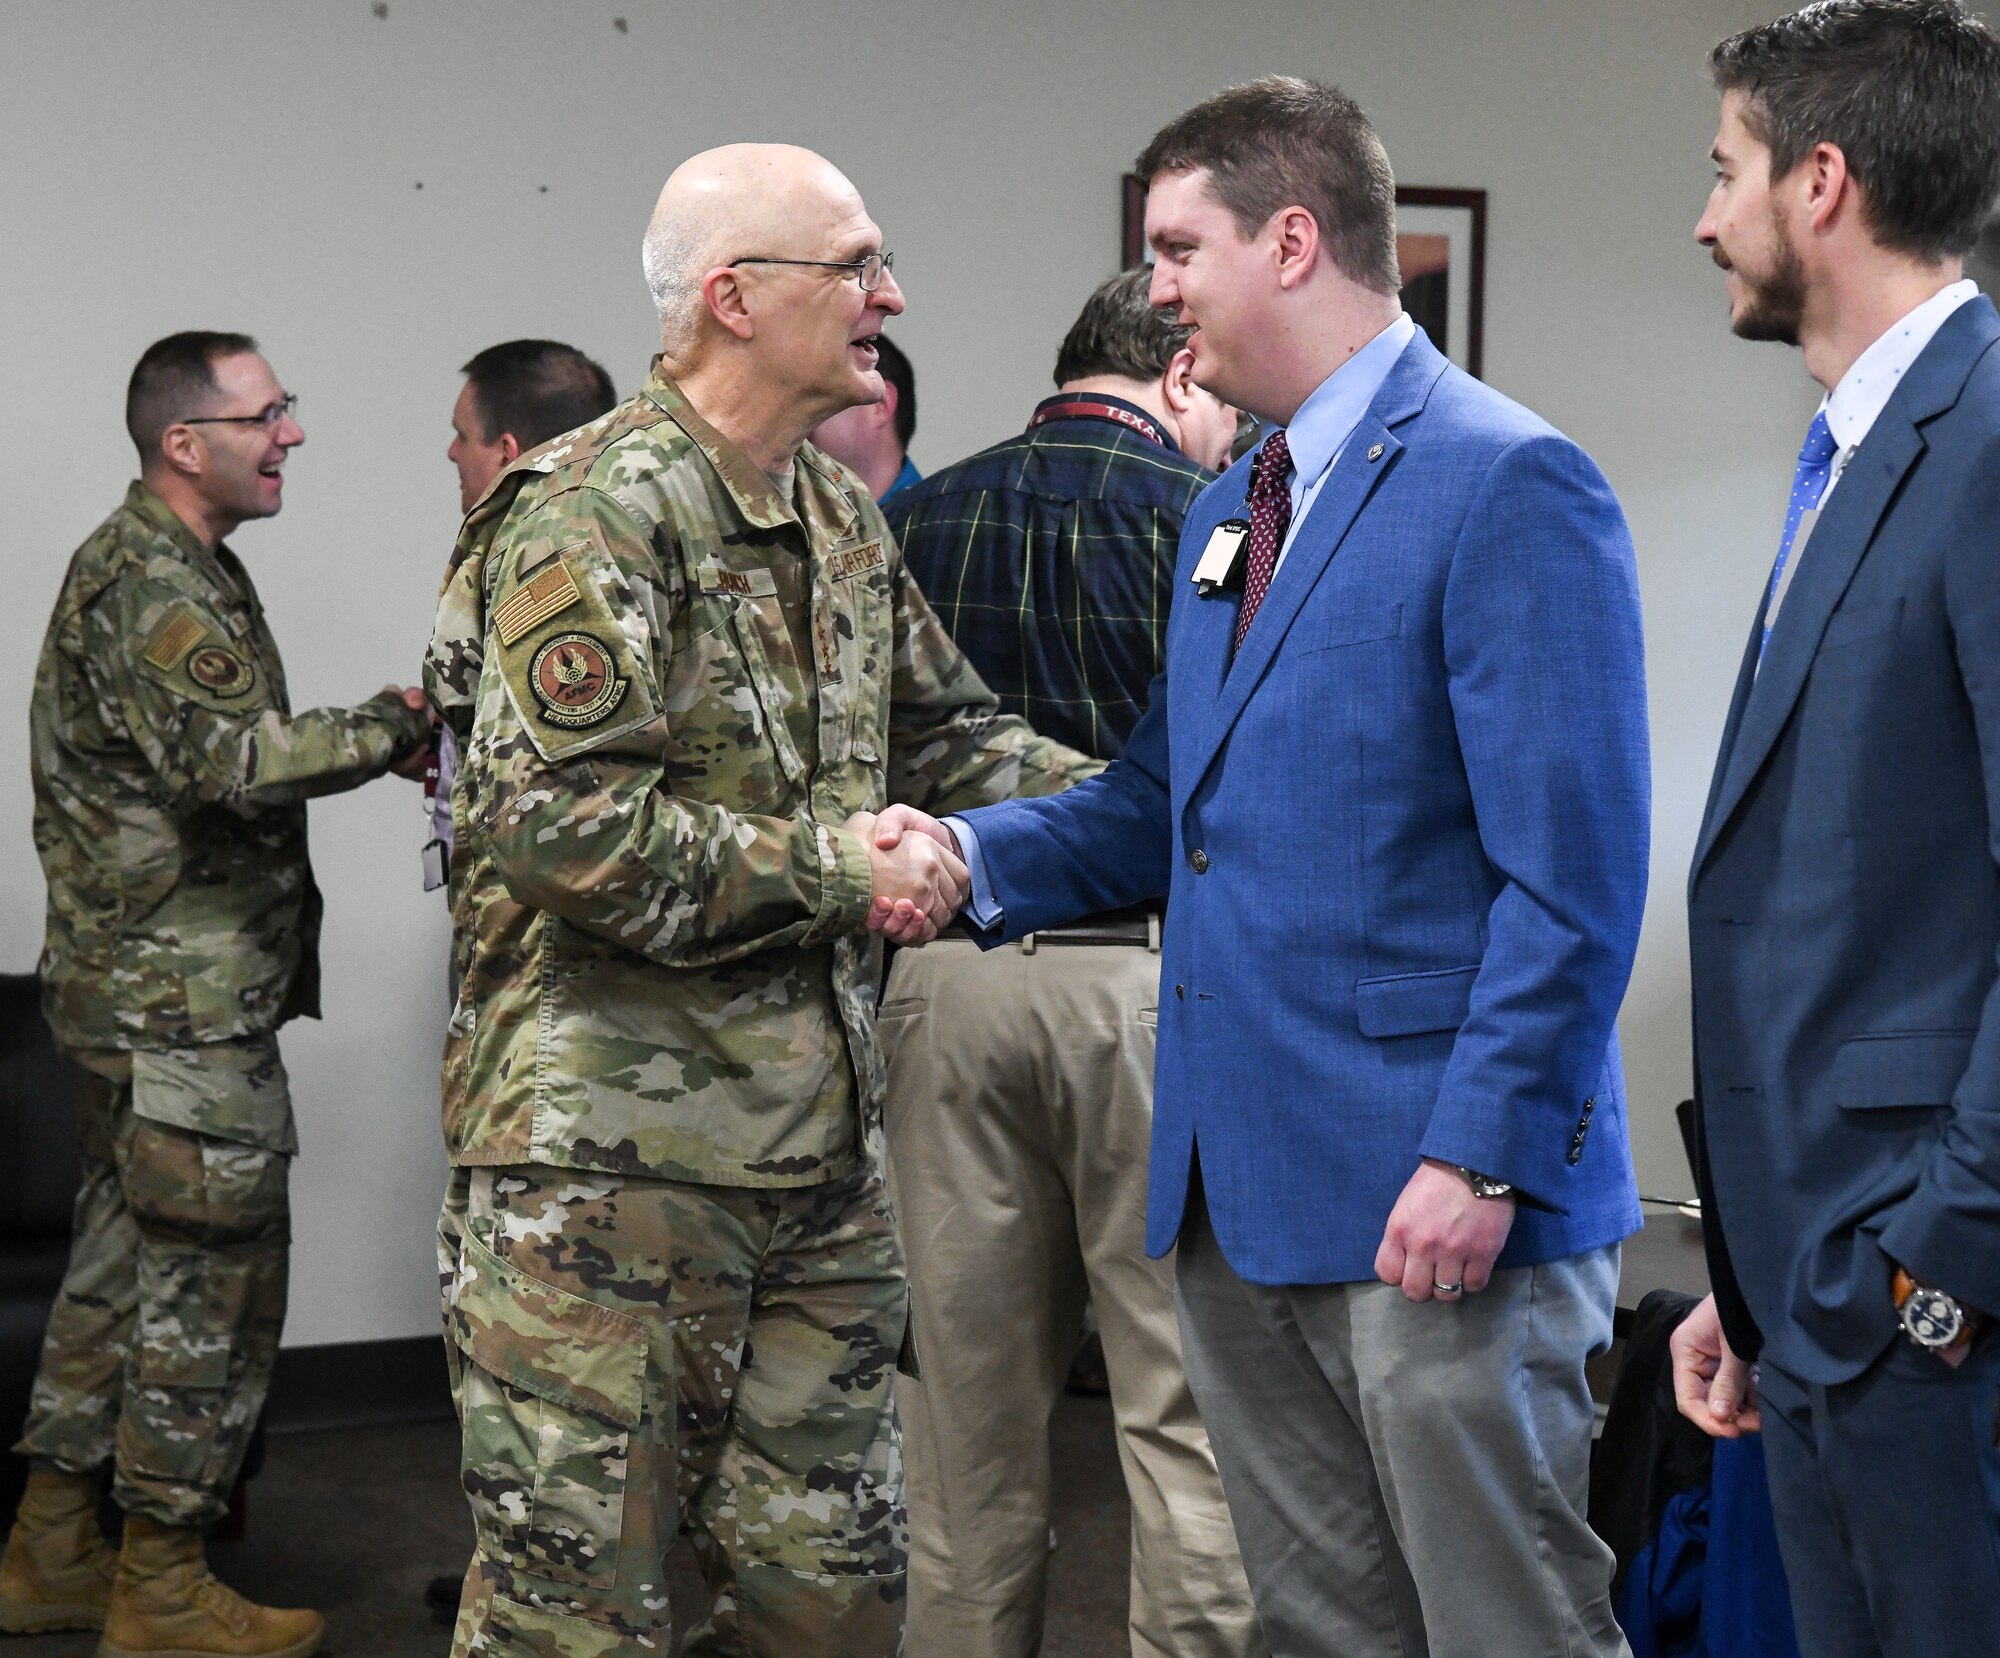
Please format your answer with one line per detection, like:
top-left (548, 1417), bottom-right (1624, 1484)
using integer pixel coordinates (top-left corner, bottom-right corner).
top-left (886, 395), bottom-right (1215, 759)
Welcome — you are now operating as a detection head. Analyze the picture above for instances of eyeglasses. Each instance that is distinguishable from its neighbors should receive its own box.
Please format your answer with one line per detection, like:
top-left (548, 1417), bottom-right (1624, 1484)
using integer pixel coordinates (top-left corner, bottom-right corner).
top-left (182, 394), bottom-right (299, 430)
top-left (728, 251), bottom-right (894, 292)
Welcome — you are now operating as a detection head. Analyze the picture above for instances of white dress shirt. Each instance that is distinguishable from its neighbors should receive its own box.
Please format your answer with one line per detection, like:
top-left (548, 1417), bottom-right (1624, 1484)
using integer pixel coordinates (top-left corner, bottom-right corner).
top-left (1815, 278), bottom-right (1979, 509)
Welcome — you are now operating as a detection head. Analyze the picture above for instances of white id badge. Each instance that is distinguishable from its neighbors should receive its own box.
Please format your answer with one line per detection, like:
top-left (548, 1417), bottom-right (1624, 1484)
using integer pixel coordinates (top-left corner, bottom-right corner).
top-left (1194, 520), bottom-right (1251, 594)
top-left (421, 838), bottom-right (448, 892)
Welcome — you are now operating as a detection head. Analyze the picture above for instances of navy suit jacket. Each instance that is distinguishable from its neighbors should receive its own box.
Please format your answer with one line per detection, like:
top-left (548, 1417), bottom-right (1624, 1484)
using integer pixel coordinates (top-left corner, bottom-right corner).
top-left (1690, 297), bottom-right (2000, 1384)
top-left (956, 330), bottom-right (1651, 1284)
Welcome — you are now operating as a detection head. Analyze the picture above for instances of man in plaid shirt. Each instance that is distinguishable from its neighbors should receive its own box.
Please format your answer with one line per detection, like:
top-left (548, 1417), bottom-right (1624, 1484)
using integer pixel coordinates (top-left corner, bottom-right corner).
top-left (878, 270), bottom-right (1264, 1658)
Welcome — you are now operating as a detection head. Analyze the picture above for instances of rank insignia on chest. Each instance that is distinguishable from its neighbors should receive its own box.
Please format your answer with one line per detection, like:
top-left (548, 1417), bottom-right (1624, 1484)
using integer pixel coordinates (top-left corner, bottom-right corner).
top-left (187, 645), bottom-right (256, 698)
top-left (527, 631), bottom-right (628, 728)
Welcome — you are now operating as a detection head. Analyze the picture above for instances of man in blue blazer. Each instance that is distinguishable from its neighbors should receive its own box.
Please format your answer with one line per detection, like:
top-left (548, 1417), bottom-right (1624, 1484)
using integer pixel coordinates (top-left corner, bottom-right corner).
top-left (1671, 6), bottom-right (2000, 1653)
top-left (869, 78), bottom-right (1649, 1656)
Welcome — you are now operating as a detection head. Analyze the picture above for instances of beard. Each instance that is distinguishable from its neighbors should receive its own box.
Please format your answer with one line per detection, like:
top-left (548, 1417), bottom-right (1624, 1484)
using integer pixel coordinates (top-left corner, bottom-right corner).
top-left (1719, 218), bottom-right (1807, 345)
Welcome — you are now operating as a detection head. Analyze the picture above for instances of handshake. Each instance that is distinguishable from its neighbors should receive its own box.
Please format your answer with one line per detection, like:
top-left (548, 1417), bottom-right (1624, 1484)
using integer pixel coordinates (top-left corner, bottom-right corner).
top-left (845, 806), bottom-right (970, 946)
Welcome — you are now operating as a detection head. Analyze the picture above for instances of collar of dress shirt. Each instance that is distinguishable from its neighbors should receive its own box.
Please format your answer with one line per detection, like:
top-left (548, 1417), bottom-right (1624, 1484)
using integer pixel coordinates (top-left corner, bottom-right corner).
top-left (1278, 310), bottom-right (1418, 502)
top-left (1820, 279), bottom-right (1979, 465)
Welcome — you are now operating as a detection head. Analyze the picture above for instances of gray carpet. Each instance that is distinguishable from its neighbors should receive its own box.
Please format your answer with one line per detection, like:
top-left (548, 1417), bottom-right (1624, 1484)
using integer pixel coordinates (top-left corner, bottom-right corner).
top-left (8, 1394), bottom-right (1132, 1657)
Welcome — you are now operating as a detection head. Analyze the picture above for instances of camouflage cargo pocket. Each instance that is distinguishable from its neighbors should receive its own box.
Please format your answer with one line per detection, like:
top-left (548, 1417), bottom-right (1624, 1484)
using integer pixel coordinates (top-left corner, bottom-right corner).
top-left (450, 1231), bottom-right (646, 1590)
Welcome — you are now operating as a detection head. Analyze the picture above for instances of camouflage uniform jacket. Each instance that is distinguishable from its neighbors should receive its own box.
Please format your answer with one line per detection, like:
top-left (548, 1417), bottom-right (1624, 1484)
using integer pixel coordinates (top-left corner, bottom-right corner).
top-left (426, 364), bottom-right (1099, 1187)
top-left (33, 483), bottom-right (430, 1058)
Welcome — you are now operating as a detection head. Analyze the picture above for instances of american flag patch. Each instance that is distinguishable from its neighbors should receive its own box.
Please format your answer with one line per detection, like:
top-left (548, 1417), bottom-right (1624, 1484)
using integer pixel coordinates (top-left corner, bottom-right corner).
top-left (142, 611), bottom-right (207, 671)
top-left (494, 561), bottom-right (582, 646)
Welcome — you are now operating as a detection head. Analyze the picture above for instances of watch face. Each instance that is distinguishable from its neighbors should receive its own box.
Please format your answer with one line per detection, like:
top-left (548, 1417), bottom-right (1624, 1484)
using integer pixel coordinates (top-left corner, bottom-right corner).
top-left (1902, 1287), bottom-right (1965, 1349)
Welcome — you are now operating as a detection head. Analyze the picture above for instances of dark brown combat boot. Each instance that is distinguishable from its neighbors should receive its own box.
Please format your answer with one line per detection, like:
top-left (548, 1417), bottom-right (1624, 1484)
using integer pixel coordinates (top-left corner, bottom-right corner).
top-left (96, 1514), bottom-right (322, 1658)
top-left (0, 1464), bottom-right (117, 1633)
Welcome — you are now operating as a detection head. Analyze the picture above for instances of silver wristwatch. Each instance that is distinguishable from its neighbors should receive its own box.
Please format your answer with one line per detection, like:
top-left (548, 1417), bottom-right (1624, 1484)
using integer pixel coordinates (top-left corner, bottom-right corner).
top-left (1450, 1164), bottom-right (1514, 1200)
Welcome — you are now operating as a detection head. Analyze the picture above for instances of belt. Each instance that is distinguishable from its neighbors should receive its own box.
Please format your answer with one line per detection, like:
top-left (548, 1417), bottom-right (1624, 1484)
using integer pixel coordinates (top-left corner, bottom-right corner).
top-left (1025, 906), bottom-right (1160, 951)
top-left (941, 906), bottom-right (1162, 949)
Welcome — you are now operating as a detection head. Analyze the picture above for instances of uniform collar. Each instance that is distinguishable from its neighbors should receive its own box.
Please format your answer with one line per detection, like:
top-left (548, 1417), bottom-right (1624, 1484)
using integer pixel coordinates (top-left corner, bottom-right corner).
top-left (642, 360), bottom-right (865, 547)
top-left (123, 480), bottom-right (216, 564)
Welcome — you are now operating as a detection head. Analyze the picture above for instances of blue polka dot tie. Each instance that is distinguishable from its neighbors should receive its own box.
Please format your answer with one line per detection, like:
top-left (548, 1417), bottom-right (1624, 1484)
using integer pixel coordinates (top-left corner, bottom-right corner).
top-left (1762, 410), bottom-right (1838, 662)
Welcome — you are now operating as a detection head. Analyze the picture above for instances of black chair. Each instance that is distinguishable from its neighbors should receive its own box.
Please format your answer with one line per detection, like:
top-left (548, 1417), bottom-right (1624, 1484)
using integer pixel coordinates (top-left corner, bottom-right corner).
top-left (0, 973), bottom-right (86, 1521)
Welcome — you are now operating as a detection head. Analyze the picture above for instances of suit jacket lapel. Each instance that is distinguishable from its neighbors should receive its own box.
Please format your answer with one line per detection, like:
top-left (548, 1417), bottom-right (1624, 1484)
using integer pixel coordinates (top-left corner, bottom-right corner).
top-left (1184, 335), bottom-right (1449, 792)
top-left (1692, 297), bottom-right (2000, 878)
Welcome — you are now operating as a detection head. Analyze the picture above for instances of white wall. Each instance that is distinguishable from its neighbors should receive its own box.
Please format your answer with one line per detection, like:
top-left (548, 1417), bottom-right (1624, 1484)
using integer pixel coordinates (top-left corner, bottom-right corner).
top-left (0, 0), bottom-right (1818, 1345)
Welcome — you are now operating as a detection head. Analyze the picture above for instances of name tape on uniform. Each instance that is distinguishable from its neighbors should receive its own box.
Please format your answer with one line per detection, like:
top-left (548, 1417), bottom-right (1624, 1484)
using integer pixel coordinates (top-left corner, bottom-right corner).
top-left (494, 561), bottom-right (583, 646)
top-left (828, 540), bottom-right (885, 582)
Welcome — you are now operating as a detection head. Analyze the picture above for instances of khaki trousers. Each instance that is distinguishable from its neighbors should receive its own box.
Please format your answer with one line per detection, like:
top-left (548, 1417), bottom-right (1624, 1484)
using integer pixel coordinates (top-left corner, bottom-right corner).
top-left (879, 935), bottom-right (1263, 1658)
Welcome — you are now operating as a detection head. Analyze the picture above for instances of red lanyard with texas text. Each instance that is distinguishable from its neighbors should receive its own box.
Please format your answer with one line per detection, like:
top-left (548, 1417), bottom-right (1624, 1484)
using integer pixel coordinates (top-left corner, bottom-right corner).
top-left (1026, 398), bottom-right (1168, 448)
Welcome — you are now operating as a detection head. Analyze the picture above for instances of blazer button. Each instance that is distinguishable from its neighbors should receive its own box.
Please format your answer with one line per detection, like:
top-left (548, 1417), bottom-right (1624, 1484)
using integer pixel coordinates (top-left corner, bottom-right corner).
top-left (1190, 849), bottom-right (1210, 873)
top-left (1175, 984), bottom-right (1185, 1000)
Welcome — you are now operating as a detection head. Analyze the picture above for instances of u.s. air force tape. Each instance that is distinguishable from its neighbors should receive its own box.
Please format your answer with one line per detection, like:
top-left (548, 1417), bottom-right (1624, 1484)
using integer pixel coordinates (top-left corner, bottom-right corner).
top-left (527, 632), bottom-right (627, 728)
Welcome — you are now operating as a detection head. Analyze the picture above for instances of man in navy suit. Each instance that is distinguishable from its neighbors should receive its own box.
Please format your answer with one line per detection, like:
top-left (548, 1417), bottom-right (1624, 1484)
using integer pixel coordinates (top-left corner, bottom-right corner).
top-left (1670, 5), bottom-right (2000, 1652)
top-left (868, 77), bottom-right (1649, 1656)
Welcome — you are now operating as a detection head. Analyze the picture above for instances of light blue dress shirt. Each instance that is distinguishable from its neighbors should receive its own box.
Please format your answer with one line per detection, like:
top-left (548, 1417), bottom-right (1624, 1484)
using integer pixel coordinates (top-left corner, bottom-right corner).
top-left (946, 313), bottom-right (1419, 928)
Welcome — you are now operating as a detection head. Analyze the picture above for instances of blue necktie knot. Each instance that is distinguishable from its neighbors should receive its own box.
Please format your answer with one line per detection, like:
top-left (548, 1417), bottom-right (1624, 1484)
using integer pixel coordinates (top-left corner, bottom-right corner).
top-left (1798, 410), bottom-right (1837, 471)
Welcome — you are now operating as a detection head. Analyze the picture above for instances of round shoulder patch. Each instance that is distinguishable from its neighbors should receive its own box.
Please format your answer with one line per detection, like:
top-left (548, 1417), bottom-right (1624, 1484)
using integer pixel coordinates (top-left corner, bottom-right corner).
top-left (187, 645), bottom-right (256, 698)
top-left (528, 632), bottom-right (627, 728)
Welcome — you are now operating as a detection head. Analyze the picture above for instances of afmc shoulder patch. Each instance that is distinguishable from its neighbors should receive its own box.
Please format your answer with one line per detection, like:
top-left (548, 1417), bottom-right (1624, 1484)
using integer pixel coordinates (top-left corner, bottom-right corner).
top-left (187, 645), bottom-right (256, 698)
top-left (527, 632), bottom-right (627, 728)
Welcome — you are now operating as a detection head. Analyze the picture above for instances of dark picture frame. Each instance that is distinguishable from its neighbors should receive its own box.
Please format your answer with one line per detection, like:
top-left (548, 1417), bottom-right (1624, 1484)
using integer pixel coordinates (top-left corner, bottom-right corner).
top-left (1393, 186), bottom-right (1487, 380)
top-left (1120, 176), bottom-right (1488, 381)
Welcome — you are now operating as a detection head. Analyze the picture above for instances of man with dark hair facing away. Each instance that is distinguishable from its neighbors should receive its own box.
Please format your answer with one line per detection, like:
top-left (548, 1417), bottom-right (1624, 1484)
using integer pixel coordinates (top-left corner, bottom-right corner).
top-left (429, 342), bottom-right (618, 888)
top-left (0, 333), bottom-right (431, 1656)
top-left (447, 338), bottom-right (618, 515)
top-left (810, 333), bottom-right (921, 503)
top-left (1674, 4), bottom-right (2000, 1651)
top-left (877, 268), bottom-right (1257, 1658)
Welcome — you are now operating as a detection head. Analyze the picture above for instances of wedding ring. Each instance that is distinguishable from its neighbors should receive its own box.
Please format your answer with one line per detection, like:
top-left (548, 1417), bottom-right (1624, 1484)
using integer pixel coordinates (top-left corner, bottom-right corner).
top-left (1432, 1279), bottom-right (1464, 1297)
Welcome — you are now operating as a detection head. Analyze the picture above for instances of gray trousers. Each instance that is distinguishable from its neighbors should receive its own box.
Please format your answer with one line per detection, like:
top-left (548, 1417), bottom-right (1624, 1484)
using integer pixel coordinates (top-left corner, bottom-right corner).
top-left (1173, 1188), bottom-right (1630, 1658)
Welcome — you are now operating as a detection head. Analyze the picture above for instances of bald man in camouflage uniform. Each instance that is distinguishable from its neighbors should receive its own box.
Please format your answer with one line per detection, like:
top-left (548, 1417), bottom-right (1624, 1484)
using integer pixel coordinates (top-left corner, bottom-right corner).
top-left (427, 145), bottom-right (1096, 1658)
top-left (0, 332), bottom-right (430, 1658)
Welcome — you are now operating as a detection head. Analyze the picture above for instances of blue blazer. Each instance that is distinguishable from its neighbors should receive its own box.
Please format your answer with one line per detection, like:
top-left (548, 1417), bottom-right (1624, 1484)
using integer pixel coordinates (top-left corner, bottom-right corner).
top-left (1689, 297), bottom-right (2000, 1385)
top-left (957, 330), bottom-right (1651, 1284)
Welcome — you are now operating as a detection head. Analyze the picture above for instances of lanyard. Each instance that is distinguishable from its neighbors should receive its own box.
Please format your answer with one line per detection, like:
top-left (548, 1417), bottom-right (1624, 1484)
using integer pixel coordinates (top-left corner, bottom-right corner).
top-left (1026, 398), bottom-right (1168, 449)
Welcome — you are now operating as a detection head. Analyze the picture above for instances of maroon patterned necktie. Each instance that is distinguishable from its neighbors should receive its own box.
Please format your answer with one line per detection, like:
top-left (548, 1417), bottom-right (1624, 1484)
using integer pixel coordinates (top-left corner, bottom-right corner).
top-left (1233, 429), bottom-right (1293, 656)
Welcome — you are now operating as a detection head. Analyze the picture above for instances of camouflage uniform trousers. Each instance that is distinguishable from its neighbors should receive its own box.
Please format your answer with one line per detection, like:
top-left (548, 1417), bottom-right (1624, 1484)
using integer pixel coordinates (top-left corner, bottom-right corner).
top-left (14, 1044), bottom-right (290, 1528)
top-left (439, 1161), bottom-right (909, 1657)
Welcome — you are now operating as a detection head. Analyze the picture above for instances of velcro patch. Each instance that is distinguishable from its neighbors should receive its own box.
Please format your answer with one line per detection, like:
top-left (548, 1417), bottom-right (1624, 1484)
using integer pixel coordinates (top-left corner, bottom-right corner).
top-left (187, 646), bottom-right (255, 698)
top-left (142, 611), bottom-right (207, 671)
top-left (526, 632), bottom-right (628, 729)
top-left (827, 540), bottom-right (885, 582)
top-left (494, 560), bottom-right (583, 646)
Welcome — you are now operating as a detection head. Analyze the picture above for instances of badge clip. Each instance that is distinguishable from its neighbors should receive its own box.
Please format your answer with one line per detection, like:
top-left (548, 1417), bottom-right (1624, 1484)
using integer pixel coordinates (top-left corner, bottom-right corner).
top-left (1194, 519), bottom-right (1251, 596)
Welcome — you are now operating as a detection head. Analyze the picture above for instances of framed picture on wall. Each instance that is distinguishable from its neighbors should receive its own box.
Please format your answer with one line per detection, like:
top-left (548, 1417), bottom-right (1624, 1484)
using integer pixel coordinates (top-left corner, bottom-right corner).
top-left (1121, 176), bottom-right (1488, 381)
top-left (1393, 186), bottom-right (1487, 379)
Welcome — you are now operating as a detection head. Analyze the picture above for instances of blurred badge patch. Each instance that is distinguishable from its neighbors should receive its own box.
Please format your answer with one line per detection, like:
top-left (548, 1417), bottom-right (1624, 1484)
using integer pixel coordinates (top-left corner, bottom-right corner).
top-left (528, 632), bottom-right (626, 728)
top-left (187, 645), bottom-right (255, 698)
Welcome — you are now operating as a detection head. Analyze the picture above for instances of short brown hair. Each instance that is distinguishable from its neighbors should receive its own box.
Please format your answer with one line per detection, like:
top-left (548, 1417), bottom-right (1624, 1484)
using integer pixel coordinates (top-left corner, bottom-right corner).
top-left (1052, 269), bottom-right (1192, 387)
top-left (125, 331), bottom-right (259, 463)
top-left (1134, 76), bottom-right (1400, 295)
top-left (1711, 0), bottom-right (2000, 261)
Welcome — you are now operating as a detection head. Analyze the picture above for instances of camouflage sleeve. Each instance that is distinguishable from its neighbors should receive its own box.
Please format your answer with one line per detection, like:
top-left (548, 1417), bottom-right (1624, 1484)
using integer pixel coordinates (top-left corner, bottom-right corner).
top-left (883, 553), bottom-right (1105, 812)
top-left (98, 576), bottom-right (429, 813)
top-left (472, 489), bottom-right (875, 968)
